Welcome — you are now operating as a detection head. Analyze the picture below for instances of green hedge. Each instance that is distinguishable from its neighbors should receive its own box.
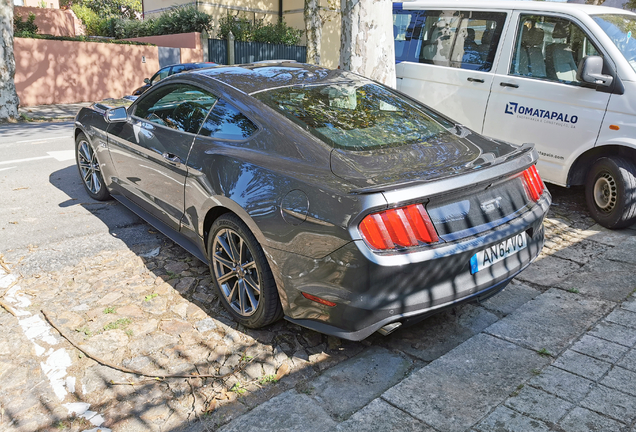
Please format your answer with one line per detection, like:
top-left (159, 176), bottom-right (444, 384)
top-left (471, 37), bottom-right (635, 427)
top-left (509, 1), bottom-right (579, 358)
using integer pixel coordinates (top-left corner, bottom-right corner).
top-left (218, 15), bottom-right (302, 45)
top-left (15, 34), bottom-right (152, 45)
top-left (14, 12), bottom-right (39, 38)
top-left (18, 6), bottom-right (303, 46)
top-left (70, 5), bottom-right (213, 39)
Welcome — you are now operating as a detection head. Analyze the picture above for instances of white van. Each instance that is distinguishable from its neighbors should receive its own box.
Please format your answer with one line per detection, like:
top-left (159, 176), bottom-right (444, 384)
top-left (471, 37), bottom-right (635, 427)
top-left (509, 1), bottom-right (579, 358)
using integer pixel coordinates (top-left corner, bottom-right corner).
top-left (393, 1), bottom-right (636, 229)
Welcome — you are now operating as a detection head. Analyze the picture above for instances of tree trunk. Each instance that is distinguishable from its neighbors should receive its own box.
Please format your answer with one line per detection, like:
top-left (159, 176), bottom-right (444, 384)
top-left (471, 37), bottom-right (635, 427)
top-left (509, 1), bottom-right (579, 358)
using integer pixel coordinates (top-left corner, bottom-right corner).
top-left (304, 0), bottom-right (322, 64)
top-left (0, 0), bottom-right (19, 121)
top-left (339, 0), bottom-right (395, 87)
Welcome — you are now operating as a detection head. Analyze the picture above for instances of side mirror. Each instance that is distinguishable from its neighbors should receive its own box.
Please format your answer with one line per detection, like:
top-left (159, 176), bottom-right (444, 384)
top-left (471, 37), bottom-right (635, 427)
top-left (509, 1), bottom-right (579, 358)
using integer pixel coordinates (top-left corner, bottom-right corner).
top-left (105, 106), bottom-right (128, 123)
top-left (144, 78), bottom-right (150, 84)
top-left (577, 56), bottom-right (613, 87)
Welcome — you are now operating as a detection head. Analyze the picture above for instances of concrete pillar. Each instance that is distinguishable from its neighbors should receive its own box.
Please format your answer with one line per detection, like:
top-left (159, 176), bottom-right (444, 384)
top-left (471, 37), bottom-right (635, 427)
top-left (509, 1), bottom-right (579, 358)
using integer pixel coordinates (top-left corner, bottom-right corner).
top-left (228, 31), bottom-right (235, 65)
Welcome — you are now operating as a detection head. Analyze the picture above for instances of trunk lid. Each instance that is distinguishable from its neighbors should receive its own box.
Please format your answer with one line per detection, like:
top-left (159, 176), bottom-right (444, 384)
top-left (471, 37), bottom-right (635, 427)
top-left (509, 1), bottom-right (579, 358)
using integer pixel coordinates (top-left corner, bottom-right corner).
top-left (330, 126), bottom-right (520, 190)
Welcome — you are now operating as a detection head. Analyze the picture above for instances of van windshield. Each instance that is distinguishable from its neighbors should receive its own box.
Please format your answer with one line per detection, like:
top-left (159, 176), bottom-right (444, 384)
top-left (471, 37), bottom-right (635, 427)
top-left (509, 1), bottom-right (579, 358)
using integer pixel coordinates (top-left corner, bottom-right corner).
top-left (592, 14), bottom-right (636, 73)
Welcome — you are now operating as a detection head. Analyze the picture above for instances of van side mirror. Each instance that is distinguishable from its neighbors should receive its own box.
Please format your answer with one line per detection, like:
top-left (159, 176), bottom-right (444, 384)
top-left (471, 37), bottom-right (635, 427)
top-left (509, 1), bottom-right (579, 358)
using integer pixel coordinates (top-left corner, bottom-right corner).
top-left (144, 78), bottom-right (150, 84)
top-left (105, 106), bottom-right (128, 123)
top-left (577, 56), bottom-right (613, 87)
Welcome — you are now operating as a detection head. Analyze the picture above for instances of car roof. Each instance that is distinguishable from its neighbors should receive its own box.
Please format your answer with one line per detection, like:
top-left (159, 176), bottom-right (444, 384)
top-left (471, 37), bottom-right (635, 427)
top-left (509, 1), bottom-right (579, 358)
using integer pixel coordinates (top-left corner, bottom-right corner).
top-left (162, 62), bottom-right (215, 69)
top-left (191, 62), bottom-right (362, 95)
top-left (394, 0), bottom-right (635, 16)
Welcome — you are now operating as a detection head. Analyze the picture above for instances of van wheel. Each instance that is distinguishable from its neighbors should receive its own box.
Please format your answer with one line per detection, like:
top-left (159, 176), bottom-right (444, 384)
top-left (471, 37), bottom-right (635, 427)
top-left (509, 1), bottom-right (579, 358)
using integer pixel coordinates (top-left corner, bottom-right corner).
top-left (585, 157), bottom-right (636, 229)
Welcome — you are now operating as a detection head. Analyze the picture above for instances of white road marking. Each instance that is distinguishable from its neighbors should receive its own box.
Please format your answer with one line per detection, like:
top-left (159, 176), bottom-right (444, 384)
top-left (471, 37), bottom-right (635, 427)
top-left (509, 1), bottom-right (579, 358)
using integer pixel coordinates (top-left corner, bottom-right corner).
top-left (0, 167), bottom-right (16, 172)
top-left (0, 155), bottom-right (52, 165)
top-left (0, 269), bottom-right (110, 431)
top-left (40, 348), bottom-right (73, 400)
top-left (47, 150), bottom-right (76, 161)
top-left (0, 150), bottom-right (75, 165)
top-left (16, 136), bottom-right (69, 144)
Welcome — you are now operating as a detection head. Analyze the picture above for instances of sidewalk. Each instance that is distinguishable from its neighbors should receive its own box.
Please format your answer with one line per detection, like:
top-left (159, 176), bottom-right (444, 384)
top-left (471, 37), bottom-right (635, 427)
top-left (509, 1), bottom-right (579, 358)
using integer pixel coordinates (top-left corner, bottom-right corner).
top-left (193, 219), bottom-right (636, 432)
top-left (18, 102), bottom-right (92, 121)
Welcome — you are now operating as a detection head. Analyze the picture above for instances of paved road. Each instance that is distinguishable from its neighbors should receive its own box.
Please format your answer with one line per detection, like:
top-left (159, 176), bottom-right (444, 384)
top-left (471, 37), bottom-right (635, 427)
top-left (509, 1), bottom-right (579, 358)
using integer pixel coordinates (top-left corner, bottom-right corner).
top-left (0, 122), bottom-right (162, 274)
top-left (2, 121), bottom-right (636, 432)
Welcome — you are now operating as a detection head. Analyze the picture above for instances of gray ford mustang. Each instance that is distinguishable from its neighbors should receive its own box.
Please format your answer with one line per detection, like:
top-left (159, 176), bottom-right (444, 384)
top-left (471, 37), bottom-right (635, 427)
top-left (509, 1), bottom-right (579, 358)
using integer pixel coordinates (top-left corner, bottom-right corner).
top-left (74, 61), bottom-right (550, 340)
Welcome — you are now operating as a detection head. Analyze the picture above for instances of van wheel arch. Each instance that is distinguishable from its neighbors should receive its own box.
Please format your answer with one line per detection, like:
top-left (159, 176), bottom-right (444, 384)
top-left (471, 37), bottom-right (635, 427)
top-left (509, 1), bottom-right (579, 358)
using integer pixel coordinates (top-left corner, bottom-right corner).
top-left (567, 145), bottom-right (636, 186)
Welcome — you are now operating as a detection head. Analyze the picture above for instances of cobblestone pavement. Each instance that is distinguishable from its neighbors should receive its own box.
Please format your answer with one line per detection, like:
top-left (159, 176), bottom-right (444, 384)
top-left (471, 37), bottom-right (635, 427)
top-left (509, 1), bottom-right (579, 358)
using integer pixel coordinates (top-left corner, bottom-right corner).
top-left (1, 185), bottom-right (636, 431)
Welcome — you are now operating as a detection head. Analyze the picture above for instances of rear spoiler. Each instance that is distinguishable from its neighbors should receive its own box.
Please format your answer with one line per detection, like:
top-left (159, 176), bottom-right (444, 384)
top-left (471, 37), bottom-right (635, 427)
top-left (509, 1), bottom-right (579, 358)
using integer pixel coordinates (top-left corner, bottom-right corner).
top-left (349, 143), bottom-right (536, 196)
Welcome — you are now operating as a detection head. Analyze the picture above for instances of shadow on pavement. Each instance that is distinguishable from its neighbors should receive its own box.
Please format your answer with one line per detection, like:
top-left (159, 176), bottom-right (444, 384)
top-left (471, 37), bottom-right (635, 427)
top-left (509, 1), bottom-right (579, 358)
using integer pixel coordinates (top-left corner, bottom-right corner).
top-left (6, 169), bottom-right (627, 431)
top-left (3, 165), bottom-right (372, 431)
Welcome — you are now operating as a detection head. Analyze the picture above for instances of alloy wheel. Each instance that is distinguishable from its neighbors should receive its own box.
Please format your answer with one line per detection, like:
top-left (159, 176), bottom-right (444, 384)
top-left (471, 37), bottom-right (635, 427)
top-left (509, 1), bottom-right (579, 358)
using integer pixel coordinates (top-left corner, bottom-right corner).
top-left (212, 228), bottom-right (260, 316)
top-left (77, 140), bottom-right (102, 195)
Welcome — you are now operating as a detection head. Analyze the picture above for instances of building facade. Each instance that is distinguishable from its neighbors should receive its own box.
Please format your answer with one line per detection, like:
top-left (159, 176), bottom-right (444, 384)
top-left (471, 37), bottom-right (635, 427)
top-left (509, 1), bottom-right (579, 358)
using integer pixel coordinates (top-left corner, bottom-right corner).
top-left (142, 0), bottom-right (341, 68)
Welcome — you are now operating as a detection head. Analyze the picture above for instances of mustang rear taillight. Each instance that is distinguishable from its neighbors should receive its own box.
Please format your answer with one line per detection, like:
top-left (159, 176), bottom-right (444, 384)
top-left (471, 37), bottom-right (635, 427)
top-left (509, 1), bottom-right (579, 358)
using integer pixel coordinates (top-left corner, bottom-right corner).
top-left (359, 203), bottom-right (439, 250)
top-left (522, 165), bottom-right (545, 201)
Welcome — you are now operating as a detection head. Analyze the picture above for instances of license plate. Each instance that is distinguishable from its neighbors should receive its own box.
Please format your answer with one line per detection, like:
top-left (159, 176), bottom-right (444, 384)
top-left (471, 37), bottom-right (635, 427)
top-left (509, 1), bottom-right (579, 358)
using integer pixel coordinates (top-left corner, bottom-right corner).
top-left (470, 232), bottom-right (528, 274)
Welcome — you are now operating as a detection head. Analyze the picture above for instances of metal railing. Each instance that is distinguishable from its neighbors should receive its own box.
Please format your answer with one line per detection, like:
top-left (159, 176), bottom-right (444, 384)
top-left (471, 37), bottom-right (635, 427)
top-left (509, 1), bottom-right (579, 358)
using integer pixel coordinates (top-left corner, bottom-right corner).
top-left (208, 38), bottom-right (306, 65)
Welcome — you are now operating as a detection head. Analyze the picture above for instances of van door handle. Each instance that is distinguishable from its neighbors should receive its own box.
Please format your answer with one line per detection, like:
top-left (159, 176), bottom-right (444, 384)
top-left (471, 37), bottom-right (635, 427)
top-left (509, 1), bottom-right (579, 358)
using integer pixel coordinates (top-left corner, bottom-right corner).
top-left (467, 77), bottom-right (485, 83)
top-left (500, 82), bottom-right (519, 88)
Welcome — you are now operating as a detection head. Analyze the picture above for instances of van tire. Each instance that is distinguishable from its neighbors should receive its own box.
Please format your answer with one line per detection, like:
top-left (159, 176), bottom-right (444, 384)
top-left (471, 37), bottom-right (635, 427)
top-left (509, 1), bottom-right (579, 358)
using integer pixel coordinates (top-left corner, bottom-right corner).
top-left (585, 157), bottom-right (636, 229)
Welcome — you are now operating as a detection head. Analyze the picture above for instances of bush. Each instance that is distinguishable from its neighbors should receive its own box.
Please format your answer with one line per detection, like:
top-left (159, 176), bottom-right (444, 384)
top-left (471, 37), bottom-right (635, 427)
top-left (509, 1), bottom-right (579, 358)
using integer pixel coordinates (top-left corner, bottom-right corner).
top-left (13, 33), bottom-right (152, 45)
top-left (152, 7), bottom-right (213, 35)
top-left (218, 15), bottom-right (302, 45)
top-left (72, 5), bottom-right (212, 38)
top-left (253, 21), bottom-right (303, 45)
top-left (13, 12), bottom-right (39, 37)
top-left (71, 4), bottom-right (106, 36)
top-left (218, 15), bottom-right (253, 42)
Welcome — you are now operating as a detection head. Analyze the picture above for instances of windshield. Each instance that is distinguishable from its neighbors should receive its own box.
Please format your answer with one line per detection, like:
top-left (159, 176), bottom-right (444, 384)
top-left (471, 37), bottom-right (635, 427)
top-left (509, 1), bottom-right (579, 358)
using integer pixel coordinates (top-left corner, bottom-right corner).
top-left (593, 14), bottom-right (636, 73)
top-left (253, 82), bottom-right (455, 151)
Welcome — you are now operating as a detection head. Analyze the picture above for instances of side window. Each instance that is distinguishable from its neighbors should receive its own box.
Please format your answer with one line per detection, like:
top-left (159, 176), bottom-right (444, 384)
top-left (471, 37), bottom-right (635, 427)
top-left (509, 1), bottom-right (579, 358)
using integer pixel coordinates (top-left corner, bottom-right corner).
top-left (171, 65), bottom-right (187, 75)
top-left (133, 83), bottom-right (218, 134)
top-left (392, 9), bottom-right (506, 72)
top-left (510, 15), bottom-right (601, 84)
top-left (198, 100), bottom-right (258, 140)
top-left (151, 67), bottom-right (170, 85)
top-left (452, 16), bottom-right (507, 71)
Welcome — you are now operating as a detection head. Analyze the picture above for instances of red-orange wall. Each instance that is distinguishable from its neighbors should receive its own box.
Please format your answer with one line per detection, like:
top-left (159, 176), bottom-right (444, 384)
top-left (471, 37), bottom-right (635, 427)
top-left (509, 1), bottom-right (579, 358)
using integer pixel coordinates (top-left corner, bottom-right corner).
top-left (14, 38), bottom-right (160, 106)
top-left (126, 32), bottom-right (201, 50)
top-left (125, 32), bottom-right (205, 63)
top-left (14, 6), bottom-right (81, 37)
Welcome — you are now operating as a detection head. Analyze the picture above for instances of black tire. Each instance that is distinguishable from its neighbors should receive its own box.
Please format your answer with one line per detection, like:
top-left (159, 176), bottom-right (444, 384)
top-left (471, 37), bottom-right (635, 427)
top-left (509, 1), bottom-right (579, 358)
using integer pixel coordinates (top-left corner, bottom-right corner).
top-left (207, 214), bottom-right (283, 328)
top-left (75, 132), bottom-right (111, 201)
top-left (585, 157), bottom-right (636, 229)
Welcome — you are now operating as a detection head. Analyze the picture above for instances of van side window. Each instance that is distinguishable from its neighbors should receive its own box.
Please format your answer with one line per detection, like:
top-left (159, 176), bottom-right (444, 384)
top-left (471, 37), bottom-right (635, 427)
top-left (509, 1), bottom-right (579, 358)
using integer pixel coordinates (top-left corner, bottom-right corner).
top-left (510, 15), bottom-right (601, 84)
top-left (393, 10), bottom-right (506, 72)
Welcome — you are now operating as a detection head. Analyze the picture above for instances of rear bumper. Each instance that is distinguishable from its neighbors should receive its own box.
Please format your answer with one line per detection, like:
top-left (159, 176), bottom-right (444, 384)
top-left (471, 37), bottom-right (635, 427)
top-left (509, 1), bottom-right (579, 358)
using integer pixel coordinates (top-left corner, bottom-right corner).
top-left (269, 192), bottom-right (550, 341)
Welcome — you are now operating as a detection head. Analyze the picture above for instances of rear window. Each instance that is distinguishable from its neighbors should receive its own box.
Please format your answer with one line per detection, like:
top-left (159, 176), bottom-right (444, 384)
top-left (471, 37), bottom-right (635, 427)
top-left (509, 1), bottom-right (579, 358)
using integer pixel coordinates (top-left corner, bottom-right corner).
top-left (253, 82), bottom-right (454, 151)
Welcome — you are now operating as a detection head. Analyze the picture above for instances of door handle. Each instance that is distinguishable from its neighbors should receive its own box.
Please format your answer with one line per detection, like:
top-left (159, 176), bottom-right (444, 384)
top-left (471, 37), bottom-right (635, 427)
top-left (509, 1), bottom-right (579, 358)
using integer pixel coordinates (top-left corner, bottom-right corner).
top-left (500, 82), bottom-right (519, 88)
top-left (162, 152), bottom-right (181, 165)
top-left (467, 77), bottom-right (485, 83)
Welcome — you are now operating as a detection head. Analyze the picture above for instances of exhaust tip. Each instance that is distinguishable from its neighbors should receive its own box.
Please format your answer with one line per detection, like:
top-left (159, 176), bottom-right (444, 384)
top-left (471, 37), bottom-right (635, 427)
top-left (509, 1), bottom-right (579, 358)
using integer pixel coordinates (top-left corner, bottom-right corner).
top-left (377, 322), bottom-right (402, 336)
